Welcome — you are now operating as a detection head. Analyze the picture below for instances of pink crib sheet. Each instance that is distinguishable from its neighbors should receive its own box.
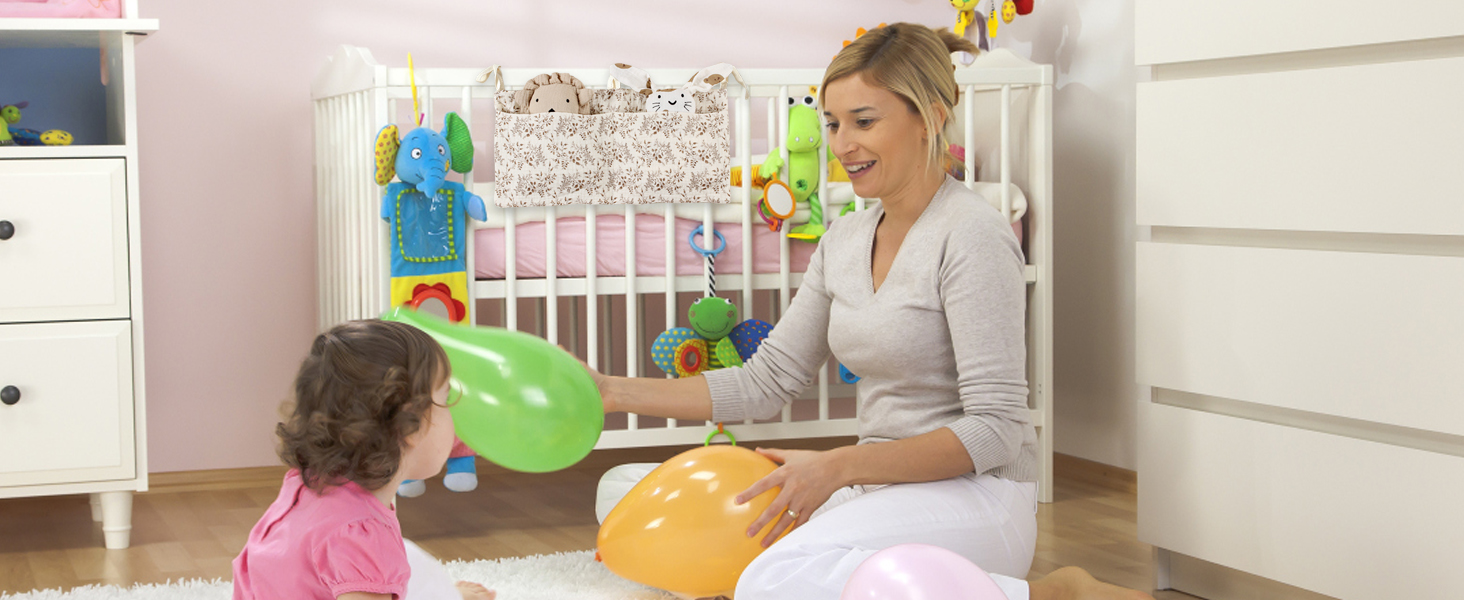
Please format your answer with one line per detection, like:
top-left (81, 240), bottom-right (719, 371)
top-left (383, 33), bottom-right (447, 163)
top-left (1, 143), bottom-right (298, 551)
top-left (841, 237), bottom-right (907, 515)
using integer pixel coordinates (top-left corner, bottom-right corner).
top-left (473, 214), bottom-right (818, 279)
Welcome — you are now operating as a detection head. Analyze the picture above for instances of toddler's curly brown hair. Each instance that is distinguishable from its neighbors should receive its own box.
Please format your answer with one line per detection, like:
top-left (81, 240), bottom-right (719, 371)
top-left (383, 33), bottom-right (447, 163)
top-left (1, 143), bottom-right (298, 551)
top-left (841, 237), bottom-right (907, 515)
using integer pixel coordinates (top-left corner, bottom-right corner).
top-left (277, 319), bottom-right (450, 492)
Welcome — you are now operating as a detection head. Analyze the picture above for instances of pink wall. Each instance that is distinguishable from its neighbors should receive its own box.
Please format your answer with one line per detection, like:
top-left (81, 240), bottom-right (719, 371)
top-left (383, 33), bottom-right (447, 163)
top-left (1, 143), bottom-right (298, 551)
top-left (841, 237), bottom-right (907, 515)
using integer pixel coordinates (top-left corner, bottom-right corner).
top-left (136, 0), bottom-right (952, 473)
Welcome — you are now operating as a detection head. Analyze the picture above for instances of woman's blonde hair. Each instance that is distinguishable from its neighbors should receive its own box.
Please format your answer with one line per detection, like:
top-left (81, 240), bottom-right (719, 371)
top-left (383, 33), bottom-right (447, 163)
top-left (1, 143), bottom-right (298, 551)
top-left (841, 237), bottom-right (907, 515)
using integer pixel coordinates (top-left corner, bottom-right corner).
top-left (821, 23), bottom-right (978, 173)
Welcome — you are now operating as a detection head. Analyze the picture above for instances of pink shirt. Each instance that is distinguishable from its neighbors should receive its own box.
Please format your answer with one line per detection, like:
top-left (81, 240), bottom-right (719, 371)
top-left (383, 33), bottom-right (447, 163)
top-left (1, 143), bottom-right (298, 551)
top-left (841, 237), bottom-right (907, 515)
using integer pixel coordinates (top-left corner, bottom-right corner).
top-left (233, 470), bottom-right (409, 600)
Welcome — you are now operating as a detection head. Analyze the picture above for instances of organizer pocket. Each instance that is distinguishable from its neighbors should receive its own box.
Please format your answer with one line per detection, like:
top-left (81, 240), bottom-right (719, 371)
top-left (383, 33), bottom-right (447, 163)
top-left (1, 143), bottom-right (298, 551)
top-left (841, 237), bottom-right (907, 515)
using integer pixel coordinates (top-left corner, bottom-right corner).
top-left (493, 90), bottom-right (730, 207)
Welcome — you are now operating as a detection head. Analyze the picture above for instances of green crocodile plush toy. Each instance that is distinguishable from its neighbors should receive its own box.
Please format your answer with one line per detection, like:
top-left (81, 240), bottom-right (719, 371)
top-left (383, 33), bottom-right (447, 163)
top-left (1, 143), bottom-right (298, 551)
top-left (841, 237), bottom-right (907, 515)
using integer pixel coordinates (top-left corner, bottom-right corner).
top-left (758, 91), bottom-right (836, 242)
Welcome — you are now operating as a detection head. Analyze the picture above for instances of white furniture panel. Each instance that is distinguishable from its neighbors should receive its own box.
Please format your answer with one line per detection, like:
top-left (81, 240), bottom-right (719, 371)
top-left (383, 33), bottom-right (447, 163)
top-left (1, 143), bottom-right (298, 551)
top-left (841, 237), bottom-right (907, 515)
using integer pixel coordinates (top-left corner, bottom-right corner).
top-left (1137, 56), bottom-right (1464, 234)
top-left (0, 159), bottom-right (130, 323)
top-left (0, 26), bottom-right (151, 550)
top-left (0, 320), bottom-right (134, 487)
top-left (1137, 242), bottom-right (1464, 436)
top-left (1138, 401), bottom-right (1463, 600)
top-left (1136, 0), bottom-right (1464, 65)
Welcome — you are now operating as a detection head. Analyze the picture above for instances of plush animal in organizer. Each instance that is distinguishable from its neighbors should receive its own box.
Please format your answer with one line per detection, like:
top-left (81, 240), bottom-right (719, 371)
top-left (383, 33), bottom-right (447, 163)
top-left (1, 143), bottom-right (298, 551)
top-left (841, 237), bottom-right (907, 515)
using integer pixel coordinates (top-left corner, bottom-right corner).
top-left (610, 63), bottom-right (736, 113)
top-left (652, 297), bottom-right (773, 378)
top-left (515, 72), bottom-right (594, 114)
top-left (758, 88), bottom-right (835, 242)
top-left (374, 111), bottom-right (488, 497)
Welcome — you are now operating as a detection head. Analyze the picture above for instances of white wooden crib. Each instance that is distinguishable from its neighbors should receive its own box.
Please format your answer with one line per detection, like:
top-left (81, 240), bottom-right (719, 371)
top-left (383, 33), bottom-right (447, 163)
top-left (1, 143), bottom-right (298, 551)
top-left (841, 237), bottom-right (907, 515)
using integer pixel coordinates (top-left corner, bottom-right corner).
top-left (311, 45), bottom-right (1056, 501)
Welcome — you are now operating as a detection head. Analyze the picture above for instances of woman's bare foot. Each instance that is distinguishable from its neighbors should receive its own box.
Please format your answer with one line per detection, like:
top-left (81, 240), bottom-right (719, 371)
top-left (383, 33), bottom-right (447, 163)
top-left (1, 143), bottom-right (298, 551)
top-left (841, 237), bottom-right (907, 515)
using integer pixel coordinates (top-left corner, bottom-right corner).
top-left (456, 580), bottom-right (496, 600)
top-left (1029, 566), bottom-right (1155, 600)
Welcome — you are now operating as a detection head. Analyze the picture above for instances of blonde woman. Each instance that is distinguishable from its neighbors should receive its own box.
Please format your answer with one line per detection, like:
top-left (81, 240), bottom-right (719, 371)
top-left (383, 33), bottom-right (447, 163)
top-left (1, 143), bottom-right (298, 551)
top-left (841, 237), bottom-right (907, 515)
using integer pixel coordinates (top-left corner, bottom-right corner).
top-left (589, 23), bottom-right (1151, 600)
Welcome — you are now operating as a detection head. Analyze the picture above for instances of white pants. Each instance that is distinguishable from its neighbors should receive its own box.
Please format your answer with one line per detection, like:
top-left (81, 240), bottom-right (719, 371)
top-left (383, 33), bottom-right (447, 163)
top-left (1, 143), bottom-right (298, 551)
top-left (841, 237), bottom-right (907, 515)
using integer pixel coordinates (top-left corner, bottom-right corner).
top-left (596, 464), bottom-right (1037, 600)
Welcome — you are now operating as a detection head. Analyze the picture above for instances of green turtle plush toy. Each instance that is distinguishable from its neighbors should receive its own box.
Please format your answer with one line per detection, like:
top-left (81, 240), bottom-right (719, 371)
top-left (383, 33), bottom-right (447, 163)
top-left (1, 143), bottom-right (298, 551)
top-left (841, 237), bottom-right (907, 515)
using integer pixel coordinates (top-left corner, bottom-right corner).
top-left (652, 297), bottom-right (773, 378)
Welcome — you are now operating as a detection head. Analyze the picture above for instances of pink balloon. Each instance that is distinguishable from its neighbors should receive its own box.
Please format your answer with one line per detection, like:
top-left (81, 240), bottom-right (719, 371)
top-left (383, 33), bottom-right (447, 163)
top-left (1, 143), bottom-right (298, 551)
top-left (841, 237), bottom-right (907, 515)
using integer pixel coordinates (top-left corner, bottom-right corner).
top-left (841, 544), bottom-right (1008, 600)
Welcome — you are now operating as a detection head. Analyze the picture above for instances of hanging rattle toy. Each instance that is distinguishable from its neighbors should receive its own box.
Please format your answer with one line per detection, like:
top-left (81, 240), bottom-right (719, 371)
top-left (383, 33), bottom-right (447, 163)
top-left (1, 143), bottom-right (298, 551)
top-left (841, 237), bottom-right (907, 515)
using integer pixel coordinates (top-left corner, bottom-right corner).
top-left (651, 227), bottom-right (774, 378)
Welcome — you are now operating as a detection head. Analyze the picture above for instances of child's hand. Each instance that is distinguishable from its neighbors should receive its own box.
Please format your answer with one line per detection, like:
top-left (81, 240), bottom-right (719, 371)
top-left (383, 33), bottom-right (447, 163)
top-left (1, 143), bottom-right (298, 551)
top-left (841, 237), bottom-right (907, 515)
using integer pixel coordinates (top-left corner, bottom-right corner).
top-left (456, 581), bottom-right (495, 600)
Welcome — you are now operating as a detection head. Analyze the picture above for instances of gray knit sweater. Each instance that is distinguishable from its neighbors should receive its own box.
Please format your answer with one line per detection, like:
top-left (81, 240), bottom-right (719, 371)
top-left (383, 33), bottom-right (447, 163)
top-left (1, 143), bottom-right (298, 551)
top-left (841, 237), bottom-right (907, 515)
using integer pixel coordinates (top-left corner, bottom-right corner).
top-left (704, 176), bottom-right (1037, 482)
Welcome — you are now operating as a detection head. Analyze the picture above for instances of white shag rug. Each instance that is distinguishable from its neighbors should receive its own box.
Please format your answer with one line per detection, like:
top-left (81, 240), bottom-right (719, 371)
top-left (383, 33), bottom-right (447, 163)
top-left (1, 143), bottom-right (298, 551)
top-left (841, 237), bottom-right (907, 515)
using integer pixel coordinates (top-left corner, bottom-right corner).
top-left (0, 551), bottom-right (679, 600)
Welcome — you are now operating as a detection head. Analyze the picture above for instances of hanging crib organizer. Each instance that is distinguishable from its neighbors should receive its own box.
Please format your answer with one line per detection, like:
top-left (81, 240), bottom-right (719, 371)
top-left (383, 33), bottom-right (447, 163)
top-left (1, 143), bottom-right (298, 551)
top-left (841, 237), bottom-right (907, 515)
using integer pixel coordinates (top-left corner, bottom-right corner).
top-left (489, 66), bottom-right (737, 208)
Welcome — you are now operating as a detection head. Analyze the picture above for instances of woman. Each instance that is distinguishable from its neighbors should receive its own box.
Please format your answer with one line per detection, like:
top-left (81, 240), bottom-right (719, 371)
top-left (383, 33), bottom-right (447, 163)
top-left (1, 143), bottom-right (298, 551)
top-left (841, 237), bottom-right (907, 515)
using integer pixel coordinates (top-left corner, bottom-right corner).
top-left (589, 23), bottom-right (1151, 600)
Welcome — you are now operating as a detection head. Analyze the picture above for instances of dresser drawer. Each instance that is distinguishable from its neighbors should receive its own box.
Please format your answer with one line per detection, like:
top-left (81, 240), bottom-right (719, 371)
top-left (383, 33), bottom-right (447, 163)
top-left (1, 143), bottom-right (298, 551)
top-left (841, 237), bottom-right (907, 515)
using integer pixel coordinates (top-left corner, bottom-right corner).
top-left (0, 320), bottom-right (135, 487)
top-left (0, 159), bottom-right (130, 324)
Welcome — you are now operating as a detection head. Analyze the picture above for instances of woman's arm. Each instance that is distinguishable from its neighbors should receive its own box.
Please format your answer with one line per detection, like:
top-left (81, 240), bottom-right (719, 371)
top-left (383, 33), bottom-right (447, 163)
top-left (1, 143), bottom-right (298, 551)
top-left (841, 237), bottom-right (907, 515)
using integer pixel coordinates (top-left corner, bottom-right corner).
top-left (937, 209), bottom-right (1031, 475)
top-left (598, 374), bottom-right (714, 421)
top-left (832, 428), bottom-right (973, 484)
top-left (592, 230), bottom-right (836, 423)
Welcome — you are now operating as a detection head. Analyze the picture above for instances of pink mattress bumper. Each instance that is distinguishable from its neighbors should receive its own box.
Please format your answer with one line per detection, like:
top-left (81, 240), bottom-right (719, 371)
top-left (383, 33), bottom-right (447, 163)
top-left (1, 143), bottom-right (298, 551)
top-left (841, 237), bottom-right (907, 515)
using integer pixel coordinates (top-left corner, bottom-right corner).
top-left (473, 214), bottom-right (818, 280)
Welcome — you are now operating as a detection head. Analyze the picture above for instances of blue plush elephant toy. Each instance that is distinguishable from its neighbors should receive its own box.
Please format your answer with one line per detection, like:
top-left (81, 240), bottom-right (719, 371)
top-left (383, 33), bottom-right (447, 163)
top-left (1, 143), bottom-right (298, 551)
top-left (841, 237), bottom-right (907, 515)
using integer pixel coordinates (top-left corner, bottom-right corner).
top-left (374, 112), bottom-right (487, 497)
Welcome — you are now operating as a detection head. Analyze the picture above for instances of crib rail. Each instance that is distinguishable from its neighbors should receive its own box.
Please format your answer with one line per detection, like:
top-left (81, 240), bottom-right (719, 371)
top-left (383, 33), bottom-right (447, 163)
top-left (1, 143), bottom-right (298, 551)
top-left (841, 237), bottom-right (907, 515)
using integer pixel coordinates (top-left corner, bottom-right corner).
top-left (312, 45), bottom-right (1055, 501)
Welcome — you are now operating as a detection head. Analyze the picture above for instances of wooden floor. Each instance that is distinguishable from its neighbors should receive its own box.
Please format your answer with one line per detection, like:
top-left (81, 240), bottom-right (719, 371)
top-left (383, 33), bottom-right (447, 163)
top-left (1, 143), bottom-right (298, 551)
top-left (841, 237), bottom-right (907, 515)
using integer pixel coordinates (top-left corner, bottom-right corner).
top-left (0, 440), bottom-right (1197, 598)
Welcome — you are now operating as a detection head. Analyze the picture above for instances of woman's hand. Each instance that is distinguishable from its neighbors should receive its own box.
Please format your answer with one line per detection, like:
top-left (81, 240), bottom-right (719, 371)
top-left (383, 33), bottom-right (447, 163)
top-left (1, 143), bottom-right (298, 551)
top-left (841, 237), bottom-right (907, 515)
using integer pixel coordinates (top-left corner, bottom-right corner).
top-left (735, 447), bottom-right (850, 548)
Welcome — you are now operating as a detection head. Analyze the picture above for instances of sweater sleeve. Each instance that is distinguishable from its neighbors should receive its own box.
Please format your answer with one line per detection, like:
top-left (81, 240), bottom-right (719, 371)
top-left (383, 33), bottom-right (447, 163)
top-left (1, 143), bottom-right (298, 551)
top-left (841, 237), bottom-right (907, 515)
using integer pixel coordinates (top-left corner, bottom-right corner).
top-left (704, 228), bottom-right (835, 422)
top-left (939, 213), bottom-right (1032, 476)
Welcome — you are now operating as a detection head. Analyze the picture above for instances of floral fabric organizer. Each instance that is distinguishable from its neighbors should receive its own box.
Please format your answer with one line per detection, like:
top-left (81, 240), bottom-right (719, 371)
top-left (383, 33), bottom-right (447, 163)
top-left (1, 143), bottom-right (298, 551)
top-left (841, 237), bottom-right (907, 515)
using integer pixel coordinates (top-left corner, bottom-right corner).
top-left (492, 88), bottom-right (731, 207)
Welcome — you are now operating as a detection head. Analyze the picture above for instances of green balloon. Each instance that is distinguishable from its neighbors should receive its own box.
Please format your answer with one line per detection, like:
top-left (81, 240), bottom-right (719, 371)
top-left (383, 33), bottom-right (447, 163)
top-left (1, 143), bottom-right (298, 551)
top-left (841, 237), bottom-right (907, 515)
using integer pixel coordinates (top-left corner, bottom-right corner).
top-left (382, 307), bottom-right (604, 473)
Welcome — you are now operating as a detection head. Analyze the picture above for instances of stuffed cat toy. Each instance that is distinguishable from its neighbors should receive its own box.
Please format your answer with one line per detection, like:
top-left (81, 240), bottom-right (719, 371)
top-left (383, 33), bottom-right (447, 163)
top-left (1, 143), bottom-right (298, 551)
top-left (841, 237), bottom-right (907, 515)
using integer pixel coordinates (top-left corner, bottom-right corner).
top-left (610, 63), bottom-right (736, 113)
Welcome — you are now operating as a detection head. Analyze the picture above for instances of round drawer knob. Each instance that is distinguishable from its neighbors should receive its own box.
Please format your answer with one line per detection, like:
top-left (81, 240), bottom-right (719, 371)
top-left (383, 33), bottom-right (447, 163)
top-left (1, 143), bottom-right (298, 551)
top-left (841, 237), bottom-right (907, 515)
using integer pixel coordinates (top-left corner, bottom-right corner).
top-left (0, 220), bottom-right (14, 241)
top-left (0, 386), bottom-right (19, 406)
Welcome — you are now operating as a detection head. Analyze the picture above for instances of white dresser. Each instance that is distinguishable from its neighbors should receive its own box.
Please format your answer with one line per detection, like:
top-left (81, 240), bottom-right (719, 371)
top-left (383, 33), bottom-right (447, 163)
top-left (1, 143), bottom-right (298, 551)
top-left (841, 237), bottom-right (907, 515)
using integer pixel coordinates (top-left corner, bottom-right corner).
top-left (0, 15), bottom-right (158, 550)
top-left (1135, 2), bottom-right (1464, 598)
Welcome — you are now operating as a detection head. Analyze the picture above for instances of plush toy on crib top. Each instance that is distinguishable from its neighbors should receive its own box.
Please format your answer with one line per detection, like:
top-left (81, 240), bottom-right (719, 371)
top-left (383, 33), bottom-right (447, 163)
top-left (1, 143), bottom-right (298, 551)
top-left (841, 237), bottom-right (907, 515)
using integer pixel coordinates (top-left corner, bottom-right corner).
top-left (514, 72), bottom-right (593, 114)
top-left (758, 87), bottom-right (834, 243)
top-left (374, 108), bottom-right (487, 497)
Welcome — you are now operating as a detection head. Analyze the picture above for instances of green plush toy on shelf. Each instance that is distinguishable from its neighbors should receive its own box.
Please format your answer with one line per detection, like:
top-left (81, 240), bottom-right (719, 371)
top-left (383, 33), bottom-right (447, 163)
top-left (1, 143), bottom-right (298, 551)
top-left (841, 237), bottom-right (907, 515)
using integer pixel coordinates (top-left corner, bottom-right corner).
top-left (0, 102), bottom-right (24, 146)
top-left (758, 88), bottom-right (836, 243)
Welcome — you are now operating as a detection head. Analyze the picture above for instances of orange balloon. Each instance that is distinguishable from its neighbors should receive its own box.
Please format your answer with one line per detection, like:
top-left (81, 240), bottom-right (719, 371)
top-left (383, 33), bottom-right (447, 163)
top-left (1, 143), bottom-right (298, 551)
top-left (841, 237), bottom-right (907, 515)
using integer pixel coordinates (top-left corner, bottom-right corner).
top-left (597, 445), bottom-right (786, 597)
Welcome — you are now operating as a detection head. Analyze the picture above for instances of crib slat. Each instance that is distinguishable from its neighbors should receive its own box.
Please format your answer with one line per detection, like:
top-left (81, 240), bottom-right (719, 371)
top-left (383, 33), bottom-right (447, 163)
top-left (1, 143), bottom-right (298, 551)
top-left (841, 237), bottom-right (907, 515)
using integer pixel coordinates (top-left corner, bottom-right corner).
top-left (587, 204), bottom-right (599, 371)
top-left (547, 206), bottom-right (558, 343)
top-left (738, 91), bottom-right (753, 327)
top-left (625, 204), bottom-right (638, 431)
top-left (664, 202), bottom-right (678, 428)
top-left (664, 202), bottom-right (675, 366)
top-left (357, 92), bottom-right (373, 319)
top-left (1000, 84), bottom-right (1012, 219)
top-left (506, 207), bottom-right (518, 330)
top-left (816, 100), bottom-right (830, 422)
top-left (353, 92), bottom-right (368, 321)
top-left (460, 86), bottom-right (476, 324)
top-left (378, 96), bottom-right (395, 315)
top-left (313, 101), bottom-right (326, 329)
top-left (343, 95), bottom-right (356, 322)
top-left (776, 88), bottom-right (791, 317)
top-left (322, 98), bottom-right (335, 327)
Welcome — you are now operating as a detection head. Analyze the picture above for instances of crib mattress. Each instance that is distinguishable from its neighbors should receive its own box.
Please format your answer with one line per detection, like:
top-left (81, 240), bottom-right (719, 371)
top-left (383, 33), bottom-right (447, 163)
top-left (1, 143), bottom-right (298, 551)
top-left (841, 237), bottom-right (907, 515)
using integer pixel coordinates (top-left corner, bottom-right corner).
top-left (473, 213), bottom-right (818, 280)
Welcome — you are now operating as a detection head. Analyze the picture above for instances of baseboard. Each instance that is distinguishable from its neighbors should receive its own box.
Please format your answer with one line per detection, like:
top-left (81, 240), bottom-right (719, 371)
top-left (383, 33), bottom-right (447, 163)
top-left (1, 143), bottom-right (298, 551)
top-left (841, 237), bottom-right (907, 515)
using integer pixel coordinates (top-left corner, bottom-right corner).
top-left (1160, 548), bottom-right (1340, 600)
top-left (147, 465), bottom-right (289, 493)
top-left (1052, 452), bottom-right (1136, 495)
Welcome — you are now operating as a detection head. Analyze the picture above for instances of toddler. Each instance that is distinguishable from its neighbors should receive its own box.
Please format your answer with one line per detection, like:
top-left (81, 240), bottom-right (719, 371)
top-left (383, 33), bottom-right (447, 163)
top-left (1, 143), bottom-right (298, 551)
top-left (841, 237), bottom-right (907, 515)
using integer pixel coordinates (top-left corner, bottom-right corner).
top-left (232, 319), bottom-right (494, 600)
